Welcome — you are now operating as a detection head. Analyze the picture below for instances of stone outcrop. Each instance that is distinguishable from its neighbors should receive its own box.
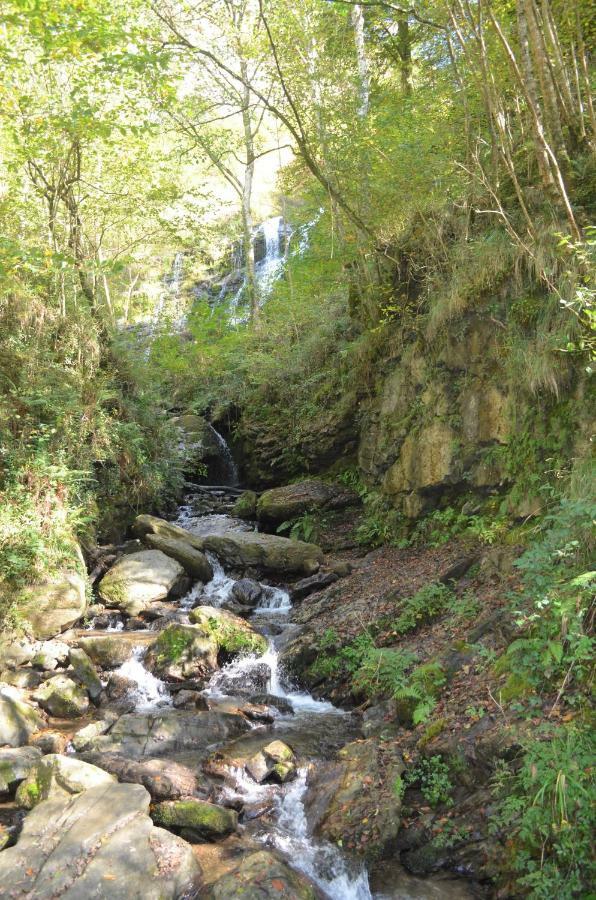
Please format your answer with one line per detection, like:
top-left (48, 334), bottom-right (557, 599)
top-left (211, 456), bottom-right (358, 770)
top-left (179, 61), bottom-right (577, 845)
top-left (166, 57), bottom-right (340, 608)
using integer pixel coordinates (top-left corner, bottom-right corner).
top-left (0, 684), bottom-right (45, 747)
top-left (69, 647), bottom-right (102, 700)
top-left (0, 781), bottom-right (201, 898)
top-left (151, 798), bottom-right (238, 840)
top-left (0, 746), bottom-right (41, 796)
top-left (73, 631), bottom-right (154, 668)
top-left (134, 513), bottom-right (206, 551)
top-left (143, 532), bottom-right (213, 581)
top-left (79, 752), bottom-right (199, 800)
top-left (144, 623), bottom-right (219, 680)
top-left (15, 753), bottom-right (115, 808)
top-left (98, 550), bottom-right (185, 616)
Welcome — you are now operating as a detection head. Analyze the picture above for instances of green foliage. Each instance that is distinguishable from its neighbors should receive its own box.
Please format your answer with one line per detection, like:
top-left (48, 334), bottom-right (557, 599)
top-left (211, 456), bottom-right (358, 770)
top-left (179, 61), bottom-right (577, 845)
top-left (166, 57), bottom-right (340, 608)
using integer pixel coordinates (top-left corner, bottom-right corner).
top-left (405, 756), bottom-right (454, 809)
top-left (491, 724), bottom-right (596, 899)
top-left (408, 506), bottom-right (509, 548)
top-left (390, 582), bottom-right (454, 635)
top-left (277, 512), bottom-right (321, 544)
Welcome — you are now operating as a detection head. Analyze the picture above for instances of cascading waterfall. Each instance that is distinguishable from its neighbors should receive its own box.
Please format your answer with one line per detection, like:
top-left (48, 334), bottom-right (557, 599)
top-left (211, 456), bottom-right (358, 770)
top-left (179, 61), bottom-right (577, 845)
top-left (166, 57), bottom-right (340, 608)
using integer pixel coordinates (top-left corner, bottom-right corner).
top-left (113, 646), bottom-right (171, 711)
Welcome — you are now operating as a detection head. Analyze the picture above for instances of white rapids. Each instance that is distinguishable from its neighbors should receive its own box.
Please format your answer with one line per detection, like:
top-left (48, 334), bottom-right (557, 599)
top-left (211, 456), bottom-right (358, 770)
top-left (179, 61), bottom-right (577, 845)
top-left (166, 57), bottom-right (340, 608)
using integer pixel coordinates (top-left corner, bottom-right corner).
top-left (113, 646), bottom-right (171, 711)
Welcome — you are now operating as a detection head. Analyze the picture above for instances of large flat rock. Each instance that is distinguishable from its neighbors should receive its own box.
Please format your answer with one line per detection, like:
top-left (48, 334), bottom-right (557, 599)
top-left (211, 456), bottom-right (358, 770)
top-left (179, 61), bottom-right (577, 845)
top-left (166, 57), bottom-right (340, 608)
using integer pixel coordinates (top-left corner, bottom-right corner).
top-left (98, 550), bottom-right (185, 616)
top-left (18, 573), bottom-right (88, 640)
top-left (0, 781), bottom-right (201, 898)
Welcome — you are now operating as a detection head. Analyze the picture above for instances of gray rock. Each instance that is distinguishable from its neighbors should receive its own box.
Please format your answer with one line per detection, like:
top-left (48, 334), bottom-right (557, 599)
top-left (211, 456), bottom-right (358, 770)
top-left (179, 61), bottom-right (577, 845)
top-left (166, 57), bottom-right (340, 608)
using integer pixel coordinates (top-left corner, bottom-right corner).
top-left (217, 662), bottom-right (271, 696)
top-left (0, 746), bottom-right (42, 795)
top-left (0, 668), bottom-right (42, 689)
top-left (99, 550), bottom-right (185, 616)
top-left (31, 640), bottom-right (70, 671)
top-left (33, 674), bottom-right (89, 719)
top-left (73, 631), bottom-right (154, 668)
top-left (69, 647), bottom-right (102, 700)
top-left (17, 572), bottom-right (88, 640)
top-left (144, 623), bottom-right (218, 681)
top-left (144, 532), bottom-right (214, 581)
top-left (290, 572), bottom-right (339, 601)
top-left (0, 636), bottom-right (38, 669)
top-left (246, 740), bottom-right (296, 785)
top-left (15, 753), bottom-right (115, 808)
top-left (79, 751), bottom-right (199, 800)
top-left (71, 720), bottom-right (112, 752)
top-left (208, 850), bottom-right (317, 899)
top-left (0, 781), bottom-right (201, 898)
top-left (28, 730), bottom-right (69, 754)
top-left (0, 684), bottom-right (45, 747)
top-left (231, 578), bottom-right (263, 606)
top-left (203, 531), bottom-right (323, 576)
top-left (92, 709), bottom-right (250, 759)
top-left (257, 479), bottom-right (358, 528)
top-left (134, 514), bottom-right (206, 551)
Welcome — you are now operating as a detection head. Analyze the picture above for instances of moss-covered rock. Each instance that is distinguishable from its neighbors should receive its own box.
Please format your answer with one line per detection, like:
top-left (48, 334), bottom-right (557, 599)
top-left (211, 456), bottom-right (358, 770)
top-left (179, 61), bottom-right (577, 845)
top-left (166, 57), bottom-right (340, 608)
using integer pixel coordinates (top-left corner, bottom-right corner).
top-left (208, 850), bottom-right (317, 899)
top-left (69, 647), bottom-right (102, 701)
top-left (256, 479), bottom-right (357, 528)
top-left (189, 606), bottom-right (267, 657)
top-left (145, 623), bottom-right (218, 680)
top-left (15, 754), bottom-right (115, 808)
top-left (232, 490), bottom-right (258, 519)
top-left (0, 747), bottom-right (41, 796)
top-left (202, 531), bottom-right (323, 576)
top-left (74, 631), bottom-right (154, 669)
top-left (18, 573), bottom-right (88, 640)
top-left (143, 533), bottom-right (213, 581)
top-left (0, 683), bottom-right (45, 748)
top-left (151, 799), bottom-right (237, 839)
top-left (245, 740), bottom-right (296, 784)
top-left (33, 674), bottom-right (89, 719)
top-left (98, 550), bottom-right (185, 616)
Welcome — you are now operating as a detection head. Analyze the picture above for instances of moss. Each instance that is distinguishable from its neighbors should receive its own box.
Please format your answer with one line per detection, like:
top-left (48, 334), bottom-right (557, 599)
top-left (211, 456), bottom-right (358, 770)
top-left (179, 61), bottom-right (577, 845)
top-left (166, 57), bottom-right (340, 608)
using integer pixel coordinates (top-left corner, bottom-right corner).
top-left (500, 673), bottom-right (534, 703)
top-left (154, 626), bottom-right (195, 664)
top-left (151, 799), bottom-right (237, 836)
top-left (417, 717), bottom-right (447, 749)
top-left (198, 615), bottom-right (267, 656)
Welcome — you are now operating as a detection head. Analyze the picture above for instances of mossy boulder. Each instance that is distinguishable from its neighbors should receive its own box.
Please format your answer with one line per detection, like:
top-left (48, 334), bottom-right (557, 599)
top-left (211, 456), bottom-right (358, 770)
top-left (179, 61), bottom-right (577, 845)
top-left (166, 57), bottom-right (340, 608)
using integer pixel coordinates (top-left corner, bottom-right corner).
top-left (143, 533), bottom-right (213, 582)
top-left (98, 550), bottom-right (185, 616)
top-left (69, 647), bottom-right (102, 701)
top-left (18, 573), bottom-right (88, 640)
top-left (245, 740), bottom-right (296, 784)
top-left (15, 753), bottom-right (115, 808)
top-left (134, 514), bottom-right (206, 551)
top-left (256, 479), bottom-right (357, 528)
top-left (33, 674), bottom-right (89, 719)
top-left (0, 684), bottom-right (45, 746)
top-left (145, 623), bottom-right (218, 680)
top-left (0, 747), bottom-right (41, 796)
top-left (151, 798), bottom-right (237, 840)
top-left (189, 606), bottom-right (267, 657)
top-left (231, 490), bottom-right (258, 519)
top-left (202, 531), bottom-right (323, 576)
top-left (74, 631), bottom-right (154, 669)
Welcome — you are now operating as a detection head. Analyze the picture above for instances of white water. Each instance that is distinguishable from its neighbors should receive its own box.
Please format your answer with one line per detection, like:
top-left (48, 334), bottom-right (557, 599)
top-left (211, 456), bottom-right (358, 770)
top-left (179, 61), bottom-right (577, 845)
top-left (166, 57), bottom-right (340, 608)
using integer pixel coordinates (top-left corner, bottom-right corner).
top-left (113, 646), bottom-right (171, 711)
top-left (228, 215), bottom-right (287, 325)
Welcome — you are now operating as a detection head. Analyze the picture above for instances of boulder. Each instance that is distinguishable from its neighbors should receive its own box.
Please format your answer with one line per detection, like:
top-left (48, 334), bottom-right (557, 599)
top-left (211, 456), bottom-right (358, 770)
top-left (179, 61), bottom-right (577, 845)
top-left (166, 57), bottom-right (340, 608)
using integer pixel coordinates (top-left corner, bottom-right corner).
top-left (0, 636), bottom-right (37, 669)
top-left (18, 573), bottom-right (87, 640)
top-left (69, 647), bottom-right (102, 700)
top-left (15, 753), bottom-right (115, 808)
top-left (144, 623), bottom-right (218, 680)
top-left (257, 479), bottom-right (358, 528)
top-left (231, 490), bottom-right (258, 519)
top-left (189, 606), bottom-right (268, 656)
top-left (208, 850), bottom-right (317, 899)
top-left (246, 740), bottom-right (296, 785)
top-left (306, 738), bottom-right (404, 861)
top-left (144, 532), bottom-right (213, 581)
top-left (0, 781), bottom-right (201, 899)
top-left (231, 578), bottom-right (263, 606)
top-left (28, 729), bottom-right (69, 754)
top-left (0, 667), bottom-right (42, 689)
top-left (31, 640), bottom-right (70, 671)
top-left (73, 630), bottom-right (154, 668)
top-left (217, 663), bottom-right (271, 696)
top-left (202, 531), bottom-right (323, 576)
top-left (33, 674), bottom-right (89, 719)
top-left (92, 709), bottom-right (250, 759)
top-left (133, 513), bottom-right (206, 551)
top-left (0, 746), bottom-right (42, 796)
top-left (290, 571), bottom-right (339, 601)
top-left (71, 720), bottom-right (112, 752)
top-left (79, 752), bottom-right (199, 800)
top-left (0, 684), bottom-right (45, 747)
top-left (98, 550), bottom-right (185, 616)
top-left (152, 798), bottom-right (237, 840)
top-left (249, 693), bottom-right (294, 716)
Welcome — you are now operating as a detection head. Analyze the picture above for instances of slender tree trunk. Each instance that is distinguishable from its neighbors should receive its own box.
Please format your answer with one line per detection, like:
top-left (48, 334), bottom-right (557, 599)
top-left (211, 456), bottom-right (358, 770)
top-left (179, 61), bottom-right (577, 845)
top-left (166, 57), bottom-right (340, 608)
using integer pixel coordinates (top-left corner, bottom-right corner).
top-left (351, 3), bottom-right (370, 117)
top-left (397, 17), bottom-right (412, 96)
top-left (239, 61), bottom-right (257, 322)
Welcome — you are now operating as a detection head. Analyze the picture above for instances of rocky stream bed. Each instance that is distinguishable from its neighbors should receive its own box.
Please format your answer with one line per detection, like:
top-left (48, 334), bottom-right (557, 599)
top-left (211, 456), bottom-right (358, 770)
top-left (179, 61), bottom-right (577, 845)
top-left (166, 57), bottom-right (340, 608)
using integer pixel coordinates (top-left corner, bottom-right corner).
top-left (0, 483), bottom-right (482, 899)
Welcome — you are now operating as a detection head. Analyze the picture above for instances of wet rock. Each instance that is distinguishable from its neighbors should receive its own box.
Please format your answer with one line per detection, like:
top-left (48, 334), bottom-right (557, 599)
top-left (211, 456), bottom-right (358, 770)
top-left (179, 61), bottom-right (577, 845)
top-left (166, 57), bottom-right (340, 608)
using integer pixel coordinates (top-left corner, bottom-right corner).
top-left (144, 532), bottom-right (214, 581)
top-left (152, 798), bottom-right (237, 840)
top-left (33, 674), bottom-right (89, 719)
top-left (202, 530), bottom-right (323, 576)
top-left (246, 740), bottom-right (296, 784)
top-left (145, 623), bottom-right (218, 680)
top-left (0, 781), bottom-right (201, 899)
top-left (232, 490), bottom-right (258, 519)
top-left (28, 729), bottom-right (69, 754)
top-left (99, 550), bottom-right (185, 616)
top-left (79, 752), bottom-right (199, 800)
top-left (17, 572), bottom-right (88, 640)
top-left (231, 578), bottom-right (263, 606)
top-left (257, 479), bottom-right (358, 528)
top-left (290, 571), bottom-right (339, 601)
top-left (107, 673), bottom-right (138, 700)
top-left (208, 850), bottom-right (317, 899)
top-left (0, 747), bottom-right (42, 796)
top-left (74, 631), bottom-right (154, 668)
top-left (31, 640), bottom-right (70, 671)
top-left (134, 513), bottom-right (206, 551)
top-left (173, 689), bottom-right (204, 709)
top-left (306, 738), bottom-right (404, 861)
top-left (92, 709), bottom-right (250, 759)
top-left (218, 662), bottom-right (271, 696)
top-left (15, 753), bottom-right (115, 808)
top-left (69, 647), bottom-right (102, 701)
top-left (189, 606), bottom-right (268, 657)
top-left (362, 700), bottom-right (401, 739)
top-left (239, 703), bottom-right (276, 724)
top-left (249, 693), bottom-right (294, 715)
top-left (0, 684), bottom-right (45, 747)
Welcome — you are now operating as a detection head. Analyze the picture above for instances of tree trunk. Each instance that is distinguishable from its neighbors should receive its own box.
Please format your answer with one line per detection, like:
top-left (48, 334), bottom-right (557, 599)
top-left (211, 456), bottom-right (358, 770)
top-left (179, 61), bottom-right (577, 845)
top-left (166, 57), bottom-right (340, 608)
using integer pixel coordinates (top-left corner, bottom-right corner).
top-left (397, 18), bottom-right (412, 96)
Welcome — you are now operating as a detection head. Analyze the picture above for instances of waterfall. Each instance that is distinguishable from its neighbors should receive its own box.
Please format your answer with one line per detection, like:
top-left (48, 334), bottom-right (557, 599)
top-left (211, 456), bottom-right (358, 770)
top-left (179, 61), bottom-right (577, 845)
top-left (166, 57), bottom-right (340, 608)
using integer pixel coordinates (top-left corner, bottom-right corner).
top-left (255, 215), bottom-right (284, 300)
top-left (206, 424), bottom-right (240, 486)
